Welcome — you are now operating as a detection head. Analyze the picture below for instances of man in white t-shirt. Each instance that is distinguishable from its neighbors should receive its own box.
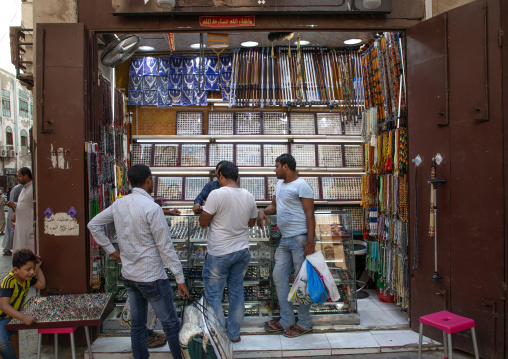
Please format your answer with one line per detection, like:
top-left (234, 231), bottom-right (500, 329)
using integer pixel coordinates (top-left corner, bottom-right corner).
top-left (199, 161), bottom-right (258, 343)
top-left (257, 153), bottom-right (316, 338)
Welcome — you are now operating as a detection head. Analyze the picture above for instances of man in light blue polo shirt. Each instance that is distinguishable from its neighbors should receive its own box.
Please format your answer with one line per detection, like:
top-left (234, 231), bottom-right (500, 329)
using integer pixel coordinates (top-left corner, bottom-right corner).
top-left (257, 153), bottom-right (316, 338)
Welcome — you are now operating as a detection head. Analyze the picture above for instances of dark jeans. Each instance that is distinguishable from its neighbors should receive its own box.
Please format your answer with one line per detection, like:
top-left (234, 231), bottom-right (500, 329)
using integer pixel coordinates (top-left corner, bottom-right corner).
top-left (123, 278), bottom-right (183, 359)
top-left (0, 318), bottom-right (16, 359)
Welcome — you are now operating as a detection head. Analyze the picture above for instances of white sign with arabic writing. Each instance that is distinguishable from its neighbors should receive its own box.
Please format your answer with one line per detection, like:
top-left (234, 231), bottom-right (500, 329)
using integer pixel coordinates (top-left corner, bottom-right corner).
top-left (44, 213), bottom-right (79, 236)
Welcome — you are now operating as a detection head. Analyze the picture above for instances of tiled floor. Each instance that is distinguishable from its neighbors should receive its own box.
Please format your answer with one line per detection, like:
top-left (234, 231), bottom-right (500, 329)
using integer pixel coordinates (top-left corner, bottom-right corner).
top-left (0, 245), bottom-right (474, 358)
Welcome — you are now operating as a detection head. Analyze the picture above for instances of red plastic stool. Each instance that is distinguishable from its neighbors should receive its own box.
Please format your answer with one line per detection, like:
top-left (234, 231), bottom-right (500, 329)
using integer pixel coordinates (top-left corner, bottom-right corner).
top-left (418, 311), bottom-right (479, 359)
top-left (37, 326), bottom-right (94, 359)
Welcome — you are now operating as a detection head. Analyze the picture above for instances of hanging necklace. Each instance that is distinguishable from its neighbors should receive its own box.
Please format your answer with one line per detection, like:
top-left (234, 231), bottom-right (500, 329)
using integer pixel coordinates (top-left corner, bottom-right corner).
top-left (206, 75), bottom-right (218, 87)
top-left (184, 57), bottom-right (196, 74)
top-left (169, 74), bottom-right (182, 89)
top-left (129, 76), bottom-right (143, 91)
top-left (220, 72), bottom-right (231, 88)
top-left (130, 58), bottom-right (143, 76)
top-left (144, 57), bottom-right (158, 75)
top-left (169, 90), bottom-right (181, 104)
top-left (182, 90), bottom-right (194, 105)
top-left (159, 76), bottom-right (169, 91)
top-left (159, 58), bottom-right (171, 75)
top-left (206, 57), bottom-right (219, 74)
top-left (183, 75), bottom-right (196, 89)
top-left (144, 91), bottom-right (157, 105)
top-left (129, 91), bottom-right (143, 105)
top-left (220, 55), bottom-right (232, 73)
top-left (195, 91), bottom-right (207, 105)
top-left (143, 76), bottom-right (157, 90)
top-left (221, 87), bottom-right (230, 101)
top-left (170, 56), bottom-right (183, 74)
top-left (159, 91), bottom-right (169, 105)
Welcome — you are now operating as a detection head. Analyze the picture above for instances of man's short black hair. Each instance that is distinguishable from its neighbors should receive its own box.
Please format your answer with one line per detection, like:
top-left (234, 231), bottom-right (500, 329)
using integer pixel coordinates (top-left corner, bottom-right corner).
top-left (128, 164), bottom-right (151, 187)
top-left (19, 167), bottom-right (32, 179)
top-left (215, 160), bottom-right (227, 170)
top-left (12, 249), bottom-right (37, 269)
top-left (275, 153), bottom-right (296, 171)
top-left (218, 161), bottom-right (239, 181)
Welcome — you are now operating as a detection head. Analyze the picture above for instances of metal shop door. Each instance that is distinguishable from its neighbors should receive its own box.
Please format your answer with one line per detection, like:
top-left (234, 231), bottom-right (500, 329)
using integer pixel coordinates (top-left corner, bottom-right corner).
top-left (407, 1), bottom-right (504, 358)
top-left (35, 23), bottom-right (90, 294)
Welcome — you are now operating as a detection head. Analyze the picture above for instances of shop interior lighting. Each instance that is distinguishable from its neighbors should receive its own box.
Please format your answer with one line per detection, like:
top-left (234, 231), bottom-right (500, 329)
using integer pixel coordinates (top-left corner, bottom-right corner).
top-left (190, 43), bottom-right (206, 49)
top-left (363, 0), bottom-right (382, 9)
top-left (344, 39), bottom-right (362, 45)
top-left (138, 46), bottom-right (155, 51)
top-left (241, 41), bottom-right (259, 47)
top-left (295, 40), bottom-right (310, 46)
top-left (157, 0), bottom-right (176, 9)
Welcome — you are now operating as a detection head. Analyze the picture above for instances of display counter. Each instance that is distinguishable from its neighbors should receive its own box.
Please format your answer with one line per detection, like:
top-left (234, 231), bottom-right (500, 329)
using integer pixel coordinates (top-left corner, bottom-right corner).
top-left (103, 211), bottom-right (360, 330)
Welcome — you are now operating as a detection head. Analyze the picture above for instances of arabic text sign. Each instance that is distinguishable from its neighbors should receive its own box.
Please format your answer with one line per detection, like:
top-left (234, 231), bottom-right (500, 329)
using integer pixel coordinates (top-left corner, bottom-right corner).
top-left (200, 16), bottom-right (255, 28)
top-left (44, 213), bottom-right (79, 236)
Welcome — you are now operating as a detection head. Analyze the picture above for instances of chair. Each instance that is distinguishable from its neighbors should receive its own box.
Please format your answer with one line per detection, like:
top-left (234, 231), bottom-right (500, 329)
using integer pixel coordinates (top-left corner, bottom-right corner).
top-left (37, 326), bottom-right (93, 359)
top-left (418, 311), bottom-right (479, 359)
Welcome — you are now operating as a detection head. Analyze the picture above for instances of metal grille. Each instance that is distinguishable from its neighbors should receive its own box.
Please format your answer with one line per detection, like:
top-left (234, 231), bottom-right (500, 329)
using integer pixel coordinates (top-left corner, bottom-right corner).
top-left (181, 144), bottom-right (207, 166)
top-left (344, 145), bottom-right (364, 167)
top-left (208, 112), bottom-right (234, 135)
top-left (157, 177), bottom-right (183, 200)
top-left (290, 113), bottom-right (315, 135)
top-left (290, 144), bottom-right (316, 167)
top-left (267, 177), bottom-right (278, 200)
top-left (154, 144), bottom-right (179, 167)
top-left (343, 117), bottom-right (363, 136)
top-left (341, 206), bottom-right (363, 232)
top-left (236, 144), bottom-right (261, 166)
top-left (301, 177), bottom-right (320, 199)
top-left (318, 145), bottom-right (343, 167)
top-left (176, 112), bottom-right (203, 135)
top-left (240, 177), bottom-right (265, 200)
top-left (209, 144), bottom-right (234, 165)
top-left (185, 177), bottom-right (210, 200)
top-left (316, 113), bottom-right (342, 135)
top-left (263, 112), bottom-right (288, 134)
top-left (131, 144), bottom-right (152, 166)
top-left (236, 112), bottom-right (261, 135)
top-left (321, 177), bottom-right (362, 200)
top-left (263, 144), bottom-right (288, 167)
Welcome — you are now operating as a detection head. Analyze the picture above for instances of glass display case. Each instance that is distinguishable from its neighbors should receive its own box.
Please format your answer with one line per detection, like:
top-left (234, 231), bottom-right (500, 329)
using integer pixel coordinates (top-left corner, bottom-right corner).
top-left (105, 211), bottom-right (357, 326)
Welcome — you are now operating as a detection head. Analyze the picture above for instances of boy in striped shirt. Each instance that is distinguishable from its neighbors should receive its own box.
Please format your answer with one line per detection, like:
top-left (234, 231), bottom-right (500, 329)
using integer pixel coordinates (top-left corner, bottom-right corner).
top-left (0, 249), bottom-right (46, 359)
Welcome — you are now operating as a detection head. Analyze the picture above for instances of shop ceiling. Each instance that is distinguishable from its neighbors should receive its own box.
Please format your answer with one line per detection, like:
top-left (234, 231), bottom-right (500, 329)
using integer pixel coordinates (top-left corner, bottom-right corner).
top-left (130, 31), bottom-right (377, 54)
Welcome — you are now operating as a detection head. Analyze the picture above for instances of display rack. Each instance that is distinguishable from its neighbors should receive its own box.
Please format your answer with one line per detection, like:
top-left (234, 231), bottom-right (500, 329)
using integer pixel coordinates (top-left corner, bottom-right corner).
top-left (105, 212), bottom-right (358, 326)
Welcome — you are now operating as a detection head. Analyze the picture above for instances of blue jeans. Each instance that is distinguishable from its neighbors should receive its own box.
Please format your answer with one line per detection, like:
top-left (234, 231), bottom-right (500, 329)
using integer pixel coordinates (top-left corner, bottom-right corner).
top-left (0, 317), bottom-right (16, 359)
top-left (123, 278), bottom-right (183, 359)
top-left (202, 248), bottom-right (250, 341)
top-left (273, 234), bottom-right (312, 330)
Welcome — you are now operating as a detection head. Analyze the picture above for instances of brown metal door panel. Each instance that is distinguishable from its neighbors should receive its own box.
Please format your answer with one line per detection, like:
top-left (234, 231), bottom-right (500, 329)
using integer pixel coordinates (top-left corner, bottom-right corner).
top-left (503, 0), bottom-right (508, 355)
top-left (36, 23), bottom-right (89, 294)
top-left (447, 1), bottom-right (504, 358)
top-left (407, 11), bottom-right (452, 336)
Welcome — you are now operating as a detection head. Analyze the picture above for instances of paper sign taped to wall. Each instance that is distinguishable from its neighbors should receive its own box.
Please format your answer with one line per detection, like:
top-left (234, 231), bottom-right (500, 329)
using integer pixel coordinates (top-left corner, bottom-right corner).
top-left (44, 213), bottom-right (79, 236)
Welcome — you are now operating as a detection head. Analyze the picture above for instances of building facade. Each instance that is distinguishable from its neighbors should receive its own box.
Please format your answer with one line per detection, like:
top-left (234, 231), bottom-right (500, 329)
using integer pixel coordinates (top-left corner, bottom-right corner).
top-left (0, 68), bottom-right (32, 191)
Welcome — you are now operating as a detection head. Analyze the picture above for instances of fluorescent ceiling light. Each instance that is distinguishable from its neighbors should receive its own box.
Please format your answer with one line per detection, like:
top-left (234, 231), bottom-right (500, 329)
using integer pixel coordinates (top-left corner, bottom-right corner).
top-left (138, 46), bottom-right (155, 51)
top-left (295, 40), bottom-right (310, 46)
top-left (190, 43), bottom-right (206, 49)
top-left (241, 41), bottom-right (258, 47)
top-left (344, 39), bottom-right (362, 45)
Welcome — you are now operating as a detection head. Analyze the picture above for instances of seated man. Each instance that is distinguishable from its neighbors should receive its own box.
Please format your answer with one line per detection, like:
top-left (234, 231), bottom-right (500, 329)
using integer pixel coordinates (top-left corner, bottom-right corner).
top-left (199, 162), bottom-right (258, 342)
top-left (192, 161), bottom-right (226, 214)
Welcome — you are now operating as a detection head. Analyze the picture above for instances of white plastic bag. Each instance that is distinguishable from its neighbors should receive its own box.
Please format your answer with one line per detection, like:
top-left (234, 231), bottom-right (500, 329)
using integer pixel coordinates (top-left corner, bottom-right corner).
top-left (306, 251), bottom-right (341, 302)
top-left (287, 260), bottom-right (313, 304)
top-left (120, 297), bottom-right (158, 330)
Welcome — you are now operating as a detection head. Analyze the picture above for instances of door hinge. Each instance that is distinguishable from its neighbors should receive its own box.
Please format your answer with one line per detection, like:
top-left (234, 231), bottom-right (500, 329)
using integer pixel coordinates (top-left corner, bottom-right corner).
top-left (502, 282), bottom-right (507, 300)
top-left (499, 29), bottom-right (503, 47)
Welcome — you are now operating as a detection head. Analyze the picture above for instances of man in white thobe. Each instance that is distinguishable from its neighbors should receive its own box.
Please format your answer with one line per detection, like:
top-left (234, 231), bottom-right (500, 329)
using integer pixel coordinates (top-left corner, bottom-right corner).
top-left (6, 167), bottom-right (34, 252)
